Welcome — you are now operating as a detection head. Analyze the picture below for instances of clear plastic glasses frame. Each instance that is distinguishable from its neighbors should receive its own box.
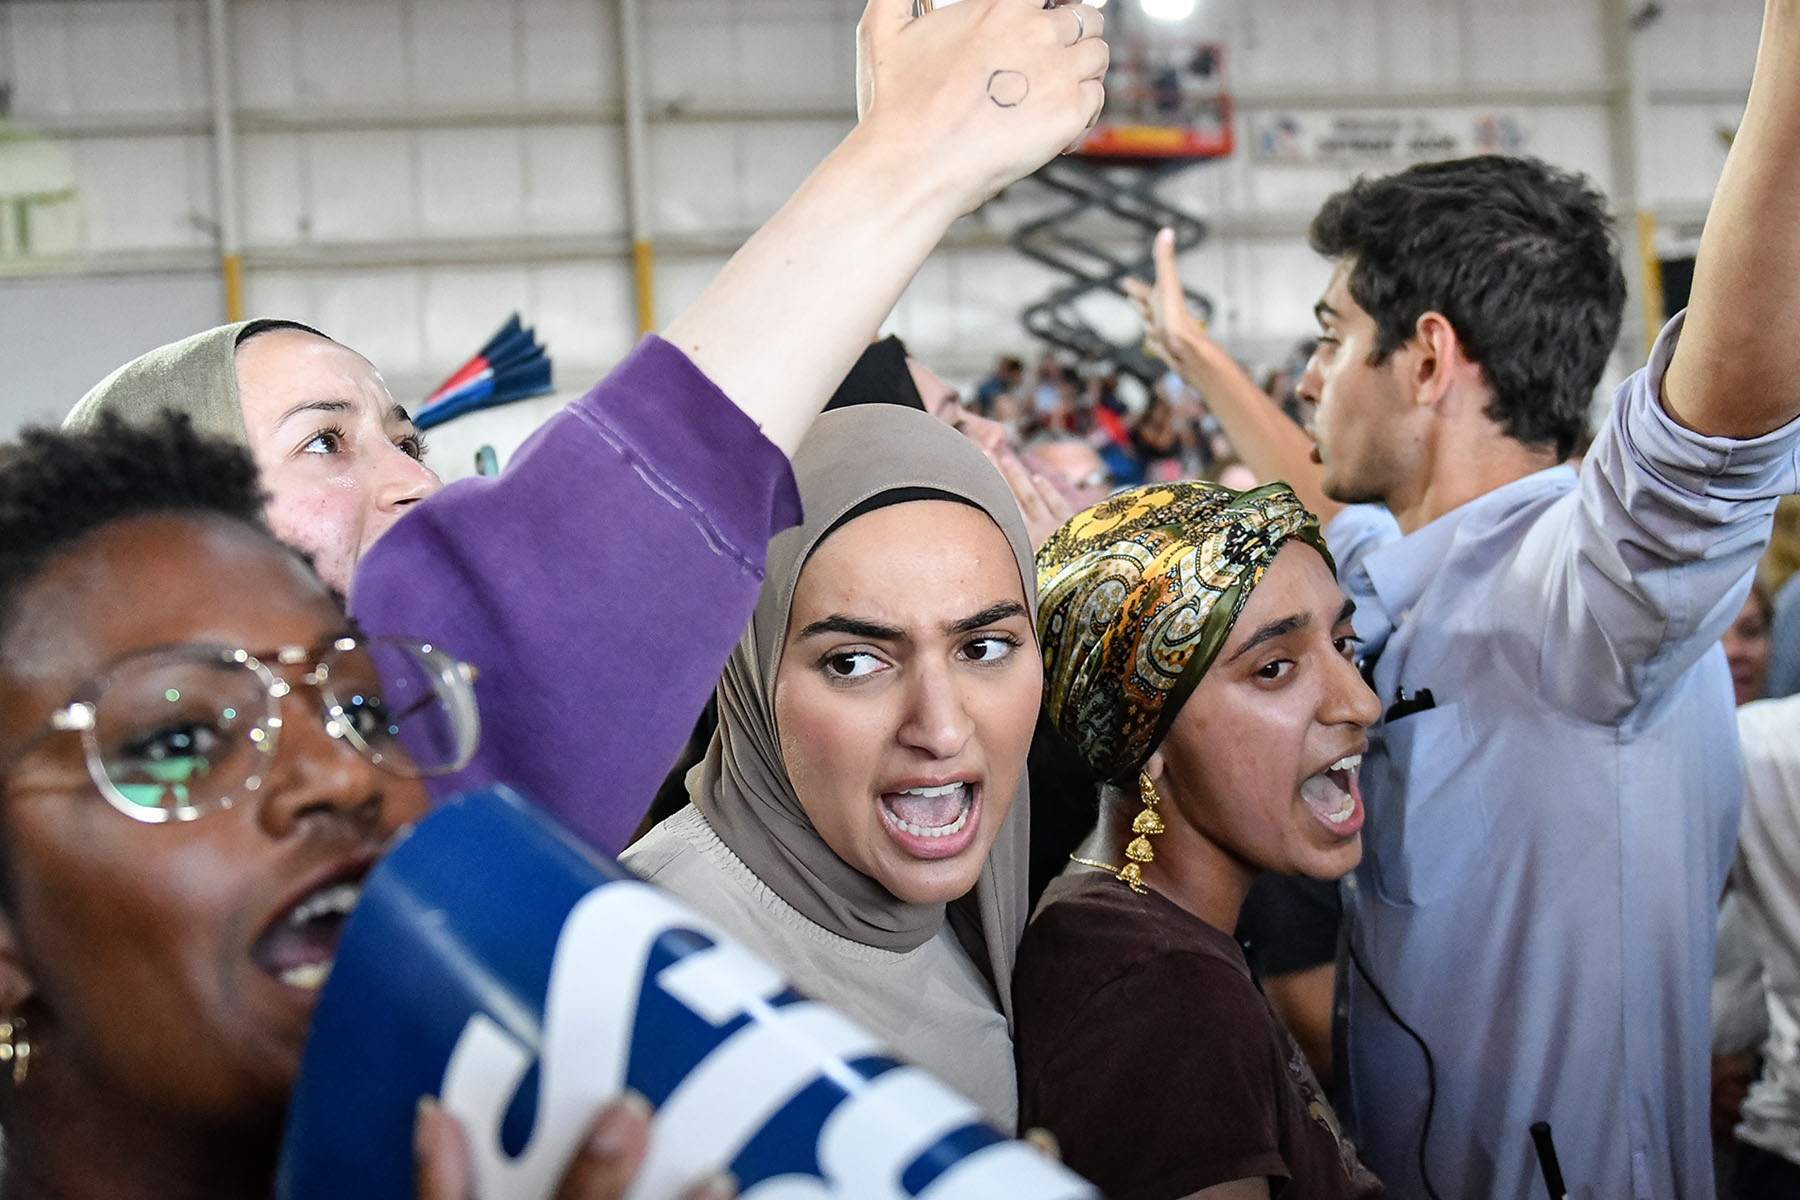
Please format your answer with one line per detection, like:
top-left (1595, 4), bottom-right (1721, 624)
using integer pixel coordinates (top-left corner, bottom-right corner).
top-left (35, 635), bottom-right (479, 824)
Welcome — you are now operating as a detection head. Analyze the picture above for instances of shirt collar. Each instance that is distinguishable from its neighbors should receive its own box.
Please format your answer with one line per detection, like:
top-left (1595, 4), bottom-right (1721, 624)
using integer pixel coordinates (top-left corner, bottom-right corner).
top-left (1361, 463), bottom-right (1577, 623)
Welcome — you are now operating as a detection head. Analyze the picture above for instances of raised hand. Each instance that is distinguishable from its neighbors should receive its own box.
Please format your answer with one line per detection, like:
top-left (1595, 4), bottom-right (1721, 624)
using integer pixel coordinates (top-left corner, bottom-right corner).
top-left (857, 0), bottom-right (1108, 213)
top-left (1124, 227), bottom-right (1209, 375)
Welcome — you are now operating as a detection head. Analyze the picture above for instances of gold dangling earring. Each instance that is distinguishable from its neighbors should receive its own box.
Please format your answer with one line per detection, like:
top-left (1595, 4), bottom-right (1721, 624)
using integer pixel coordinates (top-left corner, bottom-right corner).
top-left (1118, 771), bottom-right (1165, 893)
top-left (0, 1013), bottom-right (30, 1085)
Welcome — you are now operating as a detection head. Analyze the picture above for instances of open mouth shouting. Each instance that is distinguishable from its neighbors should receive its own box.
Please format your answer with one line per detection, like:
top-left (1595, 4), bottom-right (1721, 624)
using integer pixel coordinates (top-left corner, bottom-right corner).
top-left (250, 860), bottom-right (375, 993)
top-left (878, 780), bottom-right (983, 860)
top-left (1300, 753), bottom-right (1364, 837)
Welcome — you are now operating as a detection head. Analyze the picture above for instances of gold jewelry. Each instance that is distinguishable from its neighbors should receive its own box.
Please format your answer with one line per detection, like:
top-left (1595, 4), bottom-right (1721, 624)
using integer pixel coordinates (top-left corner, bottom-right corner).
top-left (0, 1014), bottom-right (31, 1085)
top-left (1069, 772), bottom-right (1164, 894)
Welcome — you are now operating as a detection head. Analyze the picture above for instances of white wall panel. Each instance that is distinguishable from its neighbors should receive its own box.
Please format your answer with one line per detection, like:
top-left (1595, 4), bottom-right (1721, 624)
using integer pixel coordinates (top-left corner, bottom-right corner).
top-left (301, 131), bottom-right (416, 243)
top-left (8, 4), bottom-right (76, 117)
top-left (418, 128), bottom-right (528, 237)
top-left (419, 265), bottom-right (534, 365)
top-left (308, 268), bottom-right (425, 369)
top-left (522, 126), bottom-right (625, 235)
top-left (648, 124), bottom-right (741, 233)
top-left (519, 1), bottom-right (615, 106)
top-left (67, 2), bottom-right (204, 115)
top-left (71, 136), bottom-right (214, 252)
top-left (293, 1), bottom-right (408, 108)
top-left (0, 0), bottom-right (1773, 435)
top-left (644, 4), bottom-right (736, 107)
top-left (406, 1), bottom-right (521, 109)
top-left (530, 259), bottom-right (637, 368)
top-left (239, 133), bottom-right (307, 245)
top-left (739, 120), bottom-right (844, 218)
top-left (1379, 1), bottom-right (1468, 90)
top-left (233, 2), bottom-right (300, 109)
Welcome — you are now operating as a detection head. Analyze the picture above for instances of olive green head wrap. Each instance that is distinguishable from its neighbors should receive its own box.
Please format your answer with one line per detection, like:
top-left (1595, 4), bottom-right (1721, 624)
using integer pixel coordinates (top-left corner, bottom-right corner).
top-left (63, 319), bottom-right (329, 445)
top-left (1035, 480), bottom-right (1332, 783)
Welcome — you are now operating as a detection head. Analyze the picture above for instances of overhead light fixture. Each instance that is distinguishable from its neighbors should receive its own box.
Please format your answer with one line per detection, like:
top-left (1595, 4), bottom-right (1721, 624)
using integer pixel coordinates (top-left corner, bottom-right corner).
top-left (1139, 0), bottom-right (1196, 19)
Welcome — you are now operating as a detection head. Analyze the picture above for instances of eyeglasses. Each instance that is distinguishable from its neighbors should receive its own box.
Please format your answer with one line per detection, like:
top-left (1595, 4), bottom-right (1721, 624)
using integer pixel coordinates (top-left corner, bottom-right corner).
top-left (17, 636), bottom-right (479, 824)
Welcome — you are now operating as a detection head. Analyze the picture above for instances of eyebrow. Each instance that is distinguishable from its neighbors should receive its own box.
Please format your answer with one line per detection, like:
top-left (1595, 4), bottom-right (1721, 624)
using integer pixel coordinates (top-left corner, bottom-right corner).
top-left (277, 398), bottom-right (355, 425)
top-left (1227, 613), bottom-right (1310, 663)
top-left (796, 600), bottom-right (1029, 644)
top-left (391, 404), bottom-right (415, 427)
top-left (1224, 597), bottom-right (1359, 664)
top-left (948, 601), bottom-right (1029, 634)
top-left (1313, 300), bottom-right (1337, 325)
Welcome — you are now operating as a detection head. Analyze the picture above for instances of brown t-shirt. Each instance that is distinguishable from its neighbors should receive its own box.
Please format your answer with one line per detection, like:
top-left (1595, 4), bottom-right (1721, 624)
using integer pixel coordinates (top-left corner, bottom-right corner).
top-left (1015, 872), bottom-right (1385, 1200)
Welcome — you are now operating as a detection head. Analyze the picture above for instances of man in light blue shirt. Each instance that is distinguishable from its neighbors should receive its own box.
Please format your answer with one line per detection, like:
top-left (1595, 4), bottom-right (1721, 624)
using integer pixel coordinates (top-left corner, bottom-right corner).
top-left (1127, 7), bottom-right (1800, 1194)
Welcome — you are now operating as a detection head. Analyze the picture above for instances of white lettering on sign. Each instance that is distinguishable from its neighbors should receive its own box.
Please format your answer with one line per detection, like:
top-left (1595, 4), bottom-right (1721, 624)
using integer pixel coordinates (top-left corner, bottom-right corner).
top-left (440, 880), bottom-right (1095, 1200)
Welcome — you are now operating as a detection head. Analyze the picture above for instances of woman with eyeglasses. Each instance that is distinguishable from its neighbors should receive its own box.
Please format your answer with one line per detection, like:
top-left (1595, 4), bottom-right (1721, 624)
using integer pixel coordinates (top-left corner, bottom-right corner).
top-left (0, 413), bottom-right (733, 1200)
top-left (1014, 482), bottom-right (1386, 1199)
top-left (64, 0), bottom-right (1109, 859)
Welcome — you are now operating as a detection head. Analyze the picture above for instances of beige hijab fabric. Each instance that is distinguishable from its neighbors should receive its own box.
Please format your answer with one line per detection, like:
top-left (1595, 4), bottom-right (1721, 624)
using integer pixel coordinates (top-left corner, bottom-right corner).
top-left (63, 322), bottom-right (256, 443)
top-left (690, 404), bottom-right (1036, 1024)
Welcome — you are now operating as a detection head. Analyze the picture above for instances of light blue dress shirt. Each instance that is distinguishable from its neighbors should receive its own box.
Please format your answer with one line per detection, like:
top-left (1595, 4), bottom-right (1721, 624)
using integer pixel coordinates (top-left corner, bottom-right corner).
top-left (1329, 315), bottom-right (1800, 1200)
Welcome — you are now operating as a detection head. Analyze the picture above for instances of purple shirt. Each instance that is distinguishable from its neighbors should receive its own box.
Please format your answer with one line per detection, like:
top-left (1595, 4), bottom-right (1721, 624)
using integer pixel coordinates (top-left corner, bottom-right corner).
top-left (348, 336), bottom-right (802, 855)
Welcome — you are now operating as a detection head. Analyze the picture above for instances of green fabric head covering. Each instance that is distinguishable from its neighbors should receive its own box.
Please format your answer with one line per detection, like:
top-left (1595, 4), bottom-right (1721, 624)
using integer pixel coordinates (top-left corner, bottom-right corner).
top-left (1034, 480), bottom-right (1332, 783)
top-left (63, 319), bottom-right (329, 446)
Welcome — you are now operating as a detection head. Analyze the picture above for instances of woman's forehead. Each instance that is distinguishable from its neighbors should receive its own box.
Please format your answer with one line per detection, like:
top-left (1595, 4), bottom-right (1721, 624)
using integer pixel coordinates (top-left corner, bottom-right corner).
top-left (2, 515), bottom-right (338, 693)
top-left (234, 331), bottom-right (391, 420)
top-left (794, 501), bottom-right (1026, 612)
top-left (1215, 543), bottom-right (1341, 656)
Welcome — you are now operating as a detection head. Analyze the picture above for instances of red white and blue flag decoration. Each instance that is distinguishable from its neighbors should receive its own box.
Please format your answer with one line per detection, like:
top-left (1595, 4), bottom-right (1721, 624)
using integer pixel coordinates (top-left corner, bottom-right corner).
top-left (416, 314), bottom-right (554, 431)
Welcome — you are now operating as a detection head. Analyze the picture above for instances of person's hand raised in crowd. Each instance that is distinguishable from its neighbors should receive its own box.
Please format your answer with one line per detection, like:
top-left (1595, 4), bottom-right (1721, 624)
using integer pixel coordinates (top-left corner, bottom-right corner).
top-left (856, 0), bottom-right (1108, 213)
top-left (990, 441), bottom-right (1076, 550)
top-left (414, 1094), bottom-right (736, 1200)
top-left (1124, 227), bottom-right (1212, 377)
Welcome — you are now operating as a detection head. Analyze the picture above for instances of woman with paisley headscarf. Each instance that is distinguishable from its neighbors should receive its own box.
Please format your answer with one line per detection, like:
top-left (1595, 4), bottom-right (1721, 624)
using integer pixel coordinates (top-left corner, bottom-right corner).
top-left (623, 404), bottom-right (1041, 1130)
top-left (1015, 481), bottom-right (1386, 1200)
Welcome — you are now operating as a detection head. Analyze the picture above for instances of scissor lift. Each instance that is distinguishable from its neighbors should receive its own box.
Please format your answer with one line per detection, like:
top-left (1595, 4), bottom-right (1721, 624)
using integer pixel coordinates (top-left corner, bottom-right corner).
top-left (1014, 35), bottom-right (1233, 382)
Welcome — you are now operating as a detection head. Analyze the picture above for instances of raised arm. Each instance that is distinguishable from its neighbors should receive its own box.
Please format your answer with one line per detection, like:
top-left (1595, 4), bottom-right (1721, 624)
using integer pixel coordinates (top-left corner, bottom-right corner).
top-left (1663, 0), bottom-right (1800, 438)
top-left (664, 0), bottom-right (1107, 455)
top-left (1126, 229), bottom-right (1341, 521)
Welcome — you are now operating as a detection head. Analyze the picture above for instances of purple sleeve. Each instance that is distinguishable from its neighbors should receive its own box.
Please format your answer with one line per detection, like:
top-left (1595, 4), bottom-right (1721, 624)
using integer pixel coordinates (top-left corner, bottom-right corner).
top-left (347, 336), bottom-right (802, 856)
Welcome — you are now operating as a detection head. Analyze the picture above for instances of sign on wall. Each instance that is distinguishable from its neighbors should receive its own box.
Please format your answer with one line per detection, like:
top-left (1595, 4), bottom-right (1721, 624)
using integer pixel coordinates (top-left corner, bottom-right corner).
top-left (1251, 110), bottom-right (1530, 167)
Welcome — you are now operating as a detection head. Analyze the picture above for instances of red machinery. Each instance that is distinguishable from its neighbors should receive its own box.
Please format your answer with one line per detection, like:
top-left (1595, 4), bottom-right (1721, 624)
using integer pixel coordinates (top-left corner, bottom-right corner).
top-left (1014, 32), bottom-right (1233, 380)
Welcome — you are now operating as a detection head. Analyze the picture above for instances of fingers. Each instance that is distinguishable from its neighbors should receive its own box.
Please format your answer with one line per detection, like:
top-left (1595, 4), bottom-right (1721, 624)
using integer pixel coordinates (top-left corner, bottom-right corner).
top-left (1152, 226), bottom-right (1183, 309)
top-left (1069, 26), bottom-right (1109, 78)
top-left (678, 1173), bottom-right (739, 1200)
top-left (991, 445), bottom-right (1073, 548)
top-left (857, 0), bottom-right (915, 51)
top-left (549, 1093), bottom-right (655, 1200)
top-left (1032, 470), bottom-right (1075, 526)
top-left (992, 444), bottom-right (1049, 521)
top-left (1023, 1126), bottom-right (1064, 1162)
top-left (413, 1098), bottom-right (471, 1200)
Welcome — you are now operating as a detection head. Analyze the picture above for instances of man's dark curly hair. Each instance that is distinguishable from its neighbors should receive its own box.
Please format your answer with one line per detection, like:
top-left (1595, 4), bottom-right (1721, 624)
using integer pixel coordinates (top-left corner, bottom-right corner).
top-left (0, 411), bottom-right (269, 647)
top-left (1309, 155), bottom-right (1626, 459)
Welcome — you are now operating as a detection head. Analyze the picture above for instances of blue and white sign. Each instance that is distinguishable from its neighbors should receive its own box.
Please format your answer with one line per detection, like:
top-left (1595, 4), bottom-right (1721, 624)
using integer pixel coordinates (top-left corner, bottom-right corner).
top-left (278, 787), bottom-right (1097, 1200)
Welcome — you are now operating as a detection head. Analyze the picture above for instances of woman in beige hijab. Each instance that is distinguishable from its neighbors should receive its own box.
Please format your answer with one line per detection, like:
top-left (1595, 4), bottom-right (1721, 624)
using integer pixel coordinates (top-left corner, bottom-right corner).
top-left (625, 405), bottom-right (1040, 1130)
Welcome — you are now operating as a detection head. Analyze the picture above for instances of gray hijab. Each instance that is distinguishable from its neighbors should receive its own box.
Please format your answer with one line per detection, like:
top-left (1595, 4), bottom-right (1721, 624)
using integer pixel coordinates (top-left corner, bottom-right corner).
top-left (691, 404), bottom-right (1036, 1024)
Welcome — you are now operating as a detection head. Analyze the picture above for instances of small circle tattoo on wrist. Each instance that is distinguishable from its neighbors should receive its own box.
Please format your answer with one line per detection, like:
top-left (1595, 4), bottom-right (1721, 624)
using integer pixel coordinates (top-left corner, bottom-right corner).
top-left (987, 69), bottom-right (1029, 108)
